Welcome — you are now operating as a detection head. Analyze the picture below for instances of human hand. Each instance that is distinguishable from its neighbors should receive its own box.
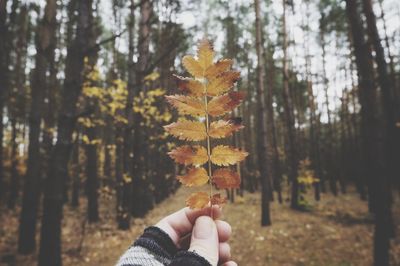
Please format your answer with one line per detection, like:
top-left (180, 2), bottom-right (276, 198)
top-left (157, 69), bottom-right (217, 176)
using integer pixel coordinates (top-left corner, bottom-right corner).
top-left (155, 206), bottom-right (237, 266)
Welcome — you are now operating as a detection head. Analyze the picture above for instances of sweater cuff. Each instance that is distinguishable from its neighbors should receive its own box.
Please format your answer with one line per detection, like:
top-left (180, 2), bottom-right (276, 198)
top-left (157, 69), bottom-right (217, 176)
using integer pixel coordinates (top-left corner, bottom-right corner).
top-left (134, 226), bottom-right (178, 259)
top-left (169, 250), bottom-right (212, 266)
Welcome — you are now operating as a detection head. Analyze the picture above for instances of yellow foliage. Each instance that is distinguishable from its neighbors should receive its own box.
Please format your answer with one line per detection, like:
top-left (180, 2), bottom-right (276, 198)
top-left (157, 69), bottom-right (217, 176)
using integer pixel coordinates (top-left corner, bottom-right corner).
top-left (297, 159), bottom-right (319, 185)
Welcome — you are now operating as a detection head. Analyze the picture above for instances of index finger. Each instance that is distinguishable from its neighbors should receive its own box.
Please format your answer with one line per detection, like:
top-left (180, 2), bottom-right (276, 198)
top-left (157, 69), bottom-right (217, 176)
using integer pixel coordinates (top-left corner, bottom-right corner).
top-left (155, 206), bottom-right (222, 246)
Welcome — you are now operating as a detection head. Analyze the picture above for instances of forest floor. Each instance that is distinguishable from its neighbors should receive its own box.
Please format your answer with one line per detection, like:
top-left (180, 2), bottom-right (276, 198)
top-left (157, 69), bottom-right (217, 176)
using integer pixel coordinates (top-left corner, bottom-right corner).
top-left (1, 186), bottom-right (400, 266)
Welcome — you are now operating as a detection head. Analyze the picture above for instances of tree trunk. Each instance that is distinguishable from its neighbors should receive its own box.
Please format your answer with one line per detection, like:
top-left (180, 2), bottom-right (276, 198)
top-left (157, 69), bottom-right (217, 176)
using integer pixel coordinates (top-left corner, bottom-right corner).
top-left (7, 118), bottom-right (18, 209)
top-left (254, 0), bottom-right (273, 226)
top-left (132, 0), bottom-right (154, 218)
top-left (18, 0), bottom-right (57, 254)
top-left (302, 2), bottom-right (321, 201)
top-left (0, 0), bottom-right (7, 202)
top-left (38, 1), bottom-right (92, 265)
top-left (362, 0), bottom-right (400, 195)
top-left (265, 51), bottom-right (282, 203)
top-left (86, 126), bottom-right (99, 222)
top-left (345, 1), bottom-right (392, 265)
top-left (71, 135), bottom-right (80, 208)
top-left (282, 0), bottom-right (299, 209)
top-left (118, 0), bottom-right (136, 229)
top-left (320, 28), bottom-right (337, 196)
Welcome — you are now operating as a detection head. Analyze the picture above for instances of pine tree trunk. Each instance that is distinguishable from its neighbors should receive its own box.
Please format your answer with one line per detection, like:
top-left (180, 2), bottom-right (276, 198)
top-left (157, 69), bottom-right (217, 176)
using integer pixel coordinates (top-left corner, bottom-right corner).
top-left (362, 0), bottom-right (400, 195)
top-left (281, 0), bottom-right (299, 209)
top-left (320, 29), bottom-right (337, 196)
top-left (71, 136), bottom-right (80, 208)
top-left (345, 1), bottom-right (392, 265)
top-left (7, 118), bottom-right (19, 209)
top-left (38, 1), bottom-right (92, 265)
top-left (18, 0), bottom-right (57, 254)
top-left (0, 0), bottom-right (7, 202)
top-left (302, 3), bottom-right (321, 201)
top-left (254, 0), bottom-right (273, 226)
top-left (266, 48), bottom-right (282, 203)
top-left (118, 0), bottom-right (136, 229)
top-left (86, 126), bottom-right (99, 222)
top-left (132, 0), bottom-right (153, 217)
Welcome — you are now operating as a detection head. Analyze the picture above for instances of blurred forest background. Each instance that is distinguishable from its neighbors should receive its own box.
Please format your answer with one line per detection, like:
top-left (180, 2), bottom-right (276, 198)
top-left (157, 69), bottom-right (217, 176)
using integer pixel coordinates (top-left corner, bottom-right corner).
top-left (0, 0), bottom-right (400, 265)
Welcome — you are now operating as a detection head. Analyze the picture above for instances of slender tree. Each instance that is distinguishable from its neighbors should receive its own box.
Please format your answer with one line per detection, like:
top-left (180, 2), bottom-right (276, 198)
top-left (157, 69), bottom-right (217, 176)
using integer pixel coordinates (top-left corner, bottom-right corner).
top-left (38, 0), bottom-right (92, 265)
top-left (132, 0), bottom-right (154, 217)
top-left (362, 0), bottom-right (400, 191)
top-left (254, 0), bottom-right (273, 225)
top-left (18, 0), bottom-right (57, 253)
top-left (345, 0), bottom-right (392, 265)
top-left (0, 0), bottom-right (9, 201)
top-left (281, 0), bottom-right (299, 209)
top-left (118, 0), bottom-right (136, 229)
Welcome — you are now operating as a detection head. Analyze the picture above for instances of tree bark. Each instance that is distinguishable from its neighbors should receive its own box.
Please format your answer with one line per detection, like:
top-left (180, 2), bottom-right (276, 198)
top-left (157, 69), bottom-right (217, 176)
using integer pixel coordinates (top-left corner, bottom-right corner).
top-left (132, 0), bottom-right (154, 218)
top-left (282, 0), bottom-right (299, 209)
top-left (38, 0), bottom-right (92, 265)
top-left (118, 0), bottom-right (136, 229)
top-left (362, 0), bottom-right (400, 193)
top-left (7, 118), bottom-right (19, 209)
top-left (254, 0), bottom-right (273, 226)
top-left (320, 27), bottom-right (337, 196)
top-left (18, 0), bottom-right (57, 254)
top-left (345, 1), bottom-right (392, 265)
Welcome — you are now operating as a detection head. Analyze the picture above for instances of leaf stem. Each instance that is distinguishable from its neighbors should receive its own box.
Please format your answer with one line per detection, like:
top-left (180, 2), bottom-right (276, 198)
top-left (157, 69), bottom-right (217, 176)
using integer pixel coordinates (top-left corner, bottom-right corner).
top-left (203, 79), bottom-right (213, 219)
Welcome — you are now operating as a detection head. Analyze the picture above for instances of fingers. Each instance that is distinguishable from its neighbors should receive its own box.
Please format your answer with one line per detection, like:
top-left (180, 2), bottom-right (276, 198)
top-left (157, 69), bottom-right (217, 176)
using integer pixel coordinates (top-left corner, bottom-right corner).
top-left (220, 261), bottom-right (237, 266)
top-left (156, 206), bottom-right (221, 246)
top-left (218, 242), bottom-right (231, 264)
top-left (215, 220), bottom-right (231, 243)
top-left (188, 216), bottom-right (219, 266)
top-left (178, 219), bottom-right (232, 249)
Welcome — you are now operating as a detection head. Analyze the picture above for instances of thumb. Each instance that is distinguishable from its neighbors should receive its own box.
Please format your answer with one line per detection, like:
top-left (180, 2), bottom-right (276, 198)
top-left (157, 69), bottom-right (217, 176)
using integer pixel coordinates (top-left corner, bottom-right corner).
top-left (189, 216), bottom-right (219, 266)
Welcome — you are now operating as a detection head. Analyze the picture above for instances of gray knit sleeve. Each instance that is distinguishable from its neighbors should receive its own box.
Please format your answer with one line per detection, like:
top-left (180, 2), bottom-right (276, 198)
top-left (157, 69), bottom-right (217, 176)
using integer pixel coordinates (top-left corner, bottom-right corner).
top-left (115, 226), bottom-right (178, 266)
top-left (116, 226), bottom-right (213, 266)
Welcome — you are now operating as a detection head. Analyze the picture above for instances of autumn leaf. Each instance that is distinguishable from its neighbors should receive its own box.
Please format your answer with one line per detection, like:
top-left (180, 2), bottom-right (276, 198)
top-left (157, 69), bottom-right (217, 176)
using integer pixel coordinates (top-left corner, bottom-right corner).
top-left (208, 91), bottom-right (245, 117)
top-left (174, 75), bottom-right (204, 97)
top-left (168, 145), bottom-right (208, 166)
top-left (211, 145), bottom-right (248, 166)
top-left (206, 71), bottom-right (240, 96)
top-left (197, 39), bottom-right (214, 69)
top-left (209, 120), bottom-right (243, 139)
top-left (213, 168), bottom-right (241, 189)
top-left (186, 191), bottom-right (210, 209)
top-left (177, 167), bottom-right (209, 187)
top-left (182, 55), bottom-right (204, 78)
top-left (205, 59), bottom-right (233, 79)
top-left (166, 38), bottom-right (248, 209)
top-left (164, 120), bottom-right (207, 141)
top-left (165, 95), bottom-right (205, 117)
top-left (210, 194), bottom-right (227, 206)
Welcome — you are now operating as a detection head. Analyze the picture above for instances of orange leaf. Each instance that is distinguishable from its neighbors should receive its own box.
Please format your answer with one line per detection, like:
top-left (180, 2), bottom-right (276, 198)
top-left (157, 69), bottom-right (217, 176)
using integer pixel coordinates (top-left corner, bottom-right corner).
top-left (206, 71), bottom-right (240, 96)
top-left (182, 55), bottom-right (204, 78)
top-left (197, 39), bottom-right (214, 69)
top-left (212, 168), bottom-right (241, 189)
top-left (186, 191), bottom-right (210, 209)
top-left (210, 193), bottom-right (227, 206)
top-left (210, 145), bottom-right (248, 166)
top-left (174, 75), bottom-right (204, 97)
top-left (177, 167), bottom-right (209, 187)
top-left (168, 145), bottom-right (208, 166)
top-left (164, 120), bottom-right (206, 141)
top-left (207, 91), bottom-right (245, 117)
top-left (209, 120), bottom-right (243, 139)
top-left (205, 59), bottom-right (233, 79)
top-left (165, 95), bottom-right (205, 117)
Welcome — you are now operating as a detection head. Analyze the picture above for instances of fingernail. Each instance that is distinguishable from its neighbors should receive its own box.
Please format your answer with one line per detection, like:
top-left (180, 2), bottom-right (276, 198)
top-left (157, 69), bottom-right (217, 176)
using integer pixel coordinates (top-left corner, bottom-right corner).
top-left (193, 216), bottom-right (214, 239)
